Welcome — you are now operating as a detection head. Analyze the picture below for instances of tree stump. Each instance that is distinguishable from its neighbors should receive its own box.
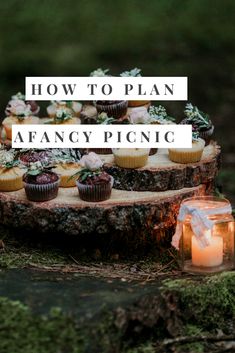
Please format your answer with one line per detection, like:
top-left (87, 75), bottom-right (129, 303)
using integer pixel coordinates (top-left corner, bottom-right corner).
top-left (0, 143), bottom-right (220, 252)
top-left (103, 142), bottom-right (220, 191)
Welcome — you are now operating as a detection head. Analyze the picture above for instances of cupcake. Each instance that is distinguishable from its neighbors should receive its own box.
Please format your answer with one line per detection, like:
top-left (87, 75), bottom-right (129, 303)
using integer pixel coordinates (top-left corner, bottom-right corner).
top-left (6, 92), bottom-right (40, 116)
top-left (47, 101), bottom-right (82, 118)
top-left (23, 161), bottom-right (59, 202)
top-left (0, 147), bottom-right (25, 191)
top-left (128, 107), bottom-right (157, 155)
top-left (168, 131), bottom-right (205, 164)
top-left (180, 103), bottom-right (214, 145)
top-left (18, 149), bottom-right (52, 166)
top-left (74, 152), bottom-right (113, 202)
top-left (2, 99), bottom-right (40, 140)
top-left (51, 149), bottom-right (81, 187)
top-left (88, 113), bottom-right (115, 154)
top-left (120, 68), bottom-right (150, 107)
top-left (45, 108), bottom-right (80, 125)
top-left (112, 148), bottom-right (150, 169)
top-left (95, 100), bottom-right (128, 119)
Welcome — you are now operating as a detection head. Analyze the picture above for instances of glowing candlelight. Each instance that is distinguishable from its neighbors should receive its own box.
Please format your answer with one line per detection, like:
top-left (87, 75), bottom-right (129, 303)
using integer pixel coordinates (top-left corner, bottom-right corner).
top-left (191, 231), bottom-right (223, 268)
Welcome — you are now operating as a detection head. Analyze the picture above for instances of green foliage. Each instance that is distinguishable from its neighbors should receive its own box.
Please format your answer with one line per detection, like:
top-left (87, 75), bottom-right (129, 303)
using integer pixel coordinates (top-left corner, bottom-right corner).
top-left (184, 103), bottom-right (211, 129)
top-left (164, 271), bottom-right (235, 330)
top-left (0, 297), bottom-right (84, 353)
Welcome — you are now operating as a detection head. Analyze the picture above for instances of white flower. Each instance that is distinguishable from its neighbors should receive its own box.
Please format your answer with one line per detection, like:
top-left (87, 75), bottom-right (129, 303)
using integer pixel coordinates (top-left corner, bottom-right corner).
top-left (80, 152), bottom-right (103, 171)
top-left (6, 99), bottom-right (31, 117)
top-left (129, 107), bottom-right (151, 124)
top-left (29, 161), bottom-right (42, 171)
top-left (55, 108), bottom-right (71, 119)
top-left (0, 150), bottom-right (15, 166)
top-left (120, 68), bottom-right (142, 77)
top-left (90, 68), bottom-right (109, 77)
top-left (11, 92), bottom-right (25, 100)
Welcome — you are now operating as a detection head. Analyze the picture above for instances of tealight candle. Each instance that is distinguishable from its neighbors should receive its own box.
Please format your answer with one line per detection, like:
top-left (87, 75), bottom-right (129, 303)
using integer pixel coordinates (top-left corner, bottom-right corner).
top-left (191, 233), bottom-right (223, 268)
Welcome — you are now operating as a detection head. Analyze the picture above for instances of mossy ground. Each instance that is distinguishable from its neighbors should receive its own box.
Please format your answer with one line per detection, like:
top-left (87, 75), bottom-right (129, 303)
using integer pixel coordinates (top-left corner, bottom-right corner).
top-left (0, 270), bottom-right (234, 353)
top-left (0, 226), bottom-right (235, 353)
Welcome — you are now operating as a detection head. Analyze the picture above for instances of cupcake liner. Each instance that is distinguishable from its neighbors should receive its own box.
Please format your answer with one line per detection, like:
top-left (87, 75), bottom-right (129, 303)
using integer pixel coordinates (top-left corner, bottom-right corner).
top-left (95, 101), bottom-right (128, 119)
top-left (199, 125), bottom-right (214, 145)
top-left (76, 176), bottom-right (113, 202)
top-left (168, 149), bottom-right (203, 164)
top-left (0, 168), bottom-right (24, 191)
top-left (112, 150), bottom-right (149, 169)
top-left (89, 148), bottom-right (112, 155)
top-left (24, 179), bottom-right (60, 202)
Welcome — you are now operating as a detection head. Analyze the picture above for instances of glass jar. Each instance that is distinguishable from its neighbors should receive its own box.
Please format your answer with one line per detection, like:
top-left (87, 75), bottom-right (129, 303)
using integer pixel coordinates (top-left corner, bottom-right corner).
top-left (179, 196), bottom-right (234, 274)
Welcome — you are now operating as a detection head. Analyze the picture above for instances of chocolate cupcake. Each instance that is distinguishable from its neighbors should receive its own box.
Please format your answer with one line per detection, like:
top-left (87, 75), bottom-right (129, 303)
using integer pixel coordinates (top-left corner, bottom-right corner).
top-left (88, 113), bottom-right (115, 154)
top-left (95, 100), bottom-right (128, 119)
top-left (19, 150), bottom-right (52, 166)
top-left (181, 103), bottom-right (214, 145)
top-left (149, 148), bottom-right (158, 155)
top-left (74, 152), bottom-right (113, 202)
top-left (23, 162), bottom-right (59, 202)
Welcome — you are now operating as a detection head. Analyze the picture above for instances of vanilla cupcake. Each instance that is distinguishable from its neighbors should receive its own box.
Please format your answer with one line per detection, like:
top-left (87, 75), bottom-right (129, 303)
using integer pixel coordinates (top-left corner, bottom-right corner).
top-left (53, 163), bottom-right (80, 187)
top-left (112, 148), bottom-right (150, 169)
top-left (0, 148), bottom-right (25, 191)
top-left (47, 101), bottom-right (82, 118)
top-left (51, 149), bottom-right (81, 188)
top-left (2, 99), bottom-right (39, 140)
top-left (46, 108), bottom-right (80, 125)
top-left (128, 108), bottom-right (157, 156)
top-left (168, 132), bottom-right (205, 164)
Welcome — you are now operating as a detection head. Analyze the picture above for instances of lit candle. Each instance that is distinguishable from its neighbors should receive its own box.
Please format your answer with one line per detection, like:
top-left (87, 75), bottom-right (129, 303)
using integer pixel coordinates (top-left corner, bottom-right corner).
top-left (191, 233), bottom-right (223, 267)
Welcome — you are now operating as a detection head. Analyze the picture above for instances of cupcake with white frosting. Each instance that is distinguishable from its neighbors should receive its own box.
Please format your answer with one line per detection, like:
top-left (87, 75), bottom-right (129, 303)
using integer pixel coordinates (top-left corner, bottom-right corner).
top-left (168, 131), bottom-right (205, 164)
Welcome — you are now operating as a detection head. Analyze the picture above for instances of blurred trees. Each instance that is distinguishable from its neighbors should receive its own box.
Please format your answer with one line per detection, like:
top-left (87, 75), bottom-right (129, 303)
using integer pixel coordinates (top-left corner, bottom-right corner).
top-left (0, 0), bottom-right (234, 154)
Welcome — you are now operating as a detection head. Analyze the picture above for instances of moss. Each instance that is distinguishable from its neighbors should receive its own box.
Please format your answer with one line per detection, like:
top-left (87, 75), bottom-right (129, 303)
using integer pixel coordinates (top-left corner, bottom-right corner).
top-left (163, 272), bottom-right (235, 330)
top-left (0, 296), bottom-right (119, 353)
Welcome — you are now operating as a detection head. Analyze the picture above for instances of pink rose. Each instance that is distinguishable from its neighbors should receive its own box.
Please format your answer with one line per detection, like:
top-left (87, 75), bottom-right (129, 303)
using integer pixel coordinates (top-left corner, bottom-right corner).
top-left (5, 99), bottom-right (31, 116)
top-left (80, 152), bottom-right (103, 171)
top-left (129, 107), bottom-right (151, 124)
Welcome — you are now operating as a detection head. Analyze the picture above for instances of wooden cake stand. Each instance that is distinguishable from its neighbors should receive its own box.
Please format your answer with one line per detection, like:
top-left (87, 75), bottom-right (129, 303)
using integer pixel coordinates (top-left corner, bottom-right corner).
top-left (0, 143), bottom-right (220, 250)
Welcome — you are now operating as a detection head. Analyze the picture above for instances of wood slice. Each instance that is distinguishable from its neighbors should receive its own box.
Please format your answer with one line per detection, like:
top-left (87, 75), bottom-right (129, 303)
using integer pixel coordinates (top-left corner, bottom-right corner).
top-left (0, 184), bottom-right (208, 239)
top-left (103, 142), bottom-right (220, 191)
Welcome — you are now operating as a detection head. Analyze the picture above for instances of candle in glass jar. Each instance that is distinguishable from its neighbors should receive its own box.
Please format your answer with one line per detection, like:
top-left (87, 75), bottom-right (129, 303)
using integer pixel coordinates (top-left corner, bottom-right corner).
top-left (191, 234), bottom-right (223, 267)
